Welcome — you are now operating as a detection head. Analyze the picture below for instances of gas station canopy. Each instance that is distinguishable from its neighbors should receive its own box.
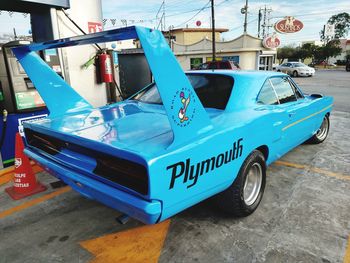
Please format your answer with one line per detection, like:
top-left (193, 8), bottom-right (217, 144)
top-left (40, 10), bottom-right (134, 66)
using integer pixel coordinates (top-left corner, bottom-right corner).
top-left (0, 0), bottom-right (70, 13)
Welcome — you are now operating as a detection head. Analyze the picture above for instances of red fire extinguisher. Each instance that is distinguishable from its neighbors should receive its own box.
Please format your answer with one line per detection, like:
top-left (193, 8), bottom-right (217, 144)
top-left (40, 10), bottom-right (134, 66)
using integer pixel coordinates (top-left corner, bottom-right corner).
top-left (98, 52), bottom-right (113, 83)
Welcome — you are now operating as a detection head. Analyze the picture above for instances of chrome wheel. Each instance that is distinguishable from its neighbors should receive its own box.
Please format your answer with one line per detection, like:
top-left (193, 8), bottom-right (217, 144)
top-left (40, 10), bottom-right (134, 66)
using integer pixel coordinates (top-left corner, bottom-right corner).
top-left (243, 163), bottom-right (263, 206)
top-left (315, 116), bottom-right (329, 141)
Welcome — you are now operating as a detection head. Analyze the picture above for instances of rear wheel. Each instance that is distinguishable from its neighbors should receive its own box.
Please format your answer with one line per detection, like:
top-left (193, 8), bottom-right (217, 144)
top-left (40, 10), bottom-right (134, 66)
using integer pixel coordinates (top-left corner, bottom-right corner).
top-left (216, 150), bottom-right (266, 217)
top-left (307, 115), bottom-right (330, 144)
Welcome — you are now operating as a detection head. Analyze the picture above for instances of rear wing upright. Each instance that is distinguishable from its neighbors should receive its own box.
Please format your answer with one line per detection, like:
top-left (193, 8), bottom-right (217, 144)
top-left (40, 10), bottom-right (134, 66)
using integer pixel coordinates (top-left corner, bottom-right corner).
top-left (12, 26), bottom-right (212, 148)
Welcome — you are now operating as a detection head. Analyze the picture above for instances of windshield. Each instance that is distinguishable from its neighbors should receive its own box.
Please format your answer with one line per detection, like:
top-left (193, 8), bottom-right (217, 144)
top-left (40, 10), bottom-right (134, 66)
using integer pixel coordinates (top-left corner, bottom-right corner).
top-left (132, 74), bottom-right (234, 110)
top-left (293, 63), bottom-right (307, 67)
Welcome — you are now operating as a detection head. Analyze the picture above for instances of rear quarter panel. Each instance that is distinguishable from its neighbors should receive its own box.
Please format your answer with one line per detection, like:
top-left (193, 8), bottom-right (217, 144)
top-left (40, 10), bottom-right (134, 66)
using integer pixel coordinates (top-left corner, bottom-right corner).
top-left (147, 109), bottom-right (276, 221)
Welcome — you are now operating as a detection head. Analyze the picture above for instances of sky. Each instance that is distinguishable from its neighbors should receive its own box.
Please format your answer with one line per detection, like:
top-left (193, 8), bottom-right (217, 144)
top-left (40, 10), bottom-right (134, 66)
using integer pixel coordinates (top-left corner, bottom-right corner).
top-left (0, 0), bottom-right (349, 46)
top-left (101, 0), bottom-right (350, 46)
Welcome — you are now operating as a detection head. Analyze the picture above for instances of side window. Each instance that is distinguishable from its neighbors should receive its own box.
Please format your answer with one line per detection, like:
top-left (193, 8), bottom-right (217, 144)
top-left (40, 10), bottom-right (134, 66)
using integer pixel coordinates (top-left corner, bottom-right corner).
top-left (288, 78), bottom-right (304, 99)
top-left (257, 80), bottom-right (279, 105)
top-left (270, 77), bottom-right (297, 104)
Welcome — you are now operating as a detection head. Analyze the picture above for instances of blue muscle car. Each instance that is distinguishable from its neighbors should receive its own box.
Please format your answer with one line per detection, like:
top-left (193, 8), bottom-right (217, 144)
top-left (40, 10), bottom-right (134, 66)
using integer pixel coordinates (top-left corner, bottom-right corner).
top-left (12, 26), bottom-right (333, 224)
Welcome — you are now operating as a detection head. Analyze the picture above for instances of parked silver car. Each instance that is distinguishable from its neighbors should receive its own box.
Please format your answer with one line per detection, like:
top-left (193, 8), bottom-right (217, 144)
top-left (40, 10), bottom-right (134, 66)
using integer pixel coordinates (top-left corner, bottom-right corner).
top-left (276, 62), bottom-right (315, 77)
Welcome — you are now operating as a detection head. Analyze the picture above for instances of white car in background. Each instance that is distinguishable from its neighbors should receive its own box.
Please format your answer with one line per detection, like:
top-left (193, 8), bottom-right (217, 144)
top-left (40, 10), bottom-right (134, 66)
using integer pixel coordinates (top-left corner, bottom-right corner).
top-left (276, 62), bottom-right (315, 77)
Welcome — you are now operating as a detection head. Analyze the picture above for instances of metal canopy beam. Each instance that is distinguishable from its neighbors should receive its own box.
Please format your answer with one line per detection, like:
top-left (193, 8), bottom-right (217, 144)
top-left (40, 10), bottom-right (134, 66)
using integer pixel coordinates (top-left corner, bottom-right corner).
top-left (0, 0), bottom-right (69, 13)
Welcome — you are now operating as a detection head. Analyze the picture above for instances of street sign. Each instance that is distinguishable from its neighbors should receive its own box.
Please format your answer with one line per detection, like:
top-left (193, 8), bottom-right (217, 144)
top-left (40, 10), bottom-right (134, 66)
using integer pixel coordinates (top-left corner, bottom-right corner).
top-left (274, 16), bottom-right (303, 34)
top-left (324, 23), bottom-right (335, 37)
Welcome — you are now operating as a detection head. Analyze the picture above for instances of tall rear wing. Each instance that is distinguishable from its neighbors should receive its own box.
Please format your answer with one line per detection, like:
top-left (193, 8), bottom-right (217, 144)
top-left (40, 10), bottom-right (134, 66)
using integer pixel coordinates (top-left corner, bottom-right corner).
top-left (12, 26), bottom-right (212, 148)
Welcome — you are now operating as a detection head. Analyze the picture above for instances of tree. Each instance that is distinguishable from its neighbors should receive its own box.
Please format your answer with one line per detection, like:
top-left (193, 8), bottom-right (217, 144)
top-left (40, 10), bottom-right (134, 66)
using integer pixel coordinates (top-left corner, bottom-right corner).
top-left (277, 46), bottom-right (296, 63)
top-left (314, 40), bottom-right (342, 64)
top-left (328, 12), bottom-right (350, 39)
top-left (294, 43), bottom-right (318, 62)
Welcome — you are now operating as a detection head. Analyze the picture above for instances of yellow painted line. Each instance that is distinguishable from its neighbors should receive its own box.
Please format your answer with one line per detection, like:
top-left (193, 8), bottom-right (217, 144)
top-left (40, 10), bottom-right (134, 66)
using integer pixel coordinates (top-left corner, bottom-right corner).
top-left (344, 235), bottom-right (350, 263)
top-left (282, 104), bottom-right (333, 131)
top-left (0, 166), bottom-right (15, 175)
top-left (0, 186), bottom-right (71, 219)
top-left (274, 160), bottom-right (350, 181)
top-left (0, 164), bottom-right (43, 186)
top-left (80, 219), bottom-right (171, 263)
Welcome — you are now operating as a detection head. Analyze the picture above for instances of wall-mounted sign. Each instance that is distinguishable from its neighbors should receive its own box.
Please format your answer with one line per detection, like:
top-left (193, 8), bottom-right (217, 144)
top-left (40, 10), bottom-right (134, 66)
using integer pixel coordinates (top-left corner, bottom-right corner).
top-left (88, 22), bottom-right (103, 33)
top-left (274, 16), bottom-right (303, 34)
top-left (262, 34), bottom-right (281, 49)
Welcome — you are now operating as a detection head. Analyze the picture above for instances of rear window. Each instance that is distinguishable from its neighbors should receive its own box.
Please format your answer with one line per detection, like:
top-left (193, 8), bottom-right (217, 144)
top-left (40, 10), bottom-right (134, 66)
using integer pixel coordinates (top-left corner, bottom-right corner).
top-left (132, 74), bottom-right (234, 110)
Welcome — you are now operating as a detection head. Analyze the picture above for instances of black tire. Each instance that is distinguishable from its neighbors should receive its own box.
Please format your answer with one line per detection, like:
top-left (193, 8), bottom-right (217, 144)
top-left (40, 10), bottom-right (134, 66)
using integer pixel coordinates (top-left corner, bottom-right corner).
top-left (346, 65), bottom-right (350, 72)
top-left (307, 115), bottom-right (330, 144)
top-left (216, 150), bottom-right (266, 217)
top-left (293, 70), bottom-right (298, 77)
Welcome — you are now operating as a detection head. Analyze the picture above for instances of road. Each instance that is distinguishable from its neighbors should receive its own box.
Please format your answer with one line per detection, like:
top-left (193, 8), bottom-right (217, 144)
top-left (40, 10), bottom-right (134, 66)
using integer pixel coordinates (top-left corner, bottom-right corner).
top-left (292, 69), bottom-right (350, 113)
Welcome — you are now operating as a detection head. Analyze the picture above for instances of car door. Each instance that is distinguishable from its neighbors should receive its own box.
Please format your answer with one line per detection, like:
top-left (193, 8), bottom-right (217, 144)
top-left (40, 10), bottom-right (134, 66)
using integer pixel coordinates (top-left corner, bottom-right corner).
top-left (256, 79), bottom-right (288, 161)
top-left (285, 63), bottom-right (294, 75)
top-left (270, 76), bottom-right (315, 150)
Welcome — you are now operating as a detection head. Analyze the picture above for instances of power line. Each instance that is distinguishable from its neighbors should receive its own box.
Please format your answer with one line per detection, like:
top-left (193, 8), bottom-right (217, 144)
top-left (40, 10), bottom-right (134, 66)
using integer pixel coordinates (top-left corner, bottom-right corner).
top-left (271, 9), bottom-right (350, 19)
top-left (173, 0), bottom-right (231, 28)
top-left (174, 1), bottom-right (211, 28)
top-left (225, 18), bottom-right (258, 33)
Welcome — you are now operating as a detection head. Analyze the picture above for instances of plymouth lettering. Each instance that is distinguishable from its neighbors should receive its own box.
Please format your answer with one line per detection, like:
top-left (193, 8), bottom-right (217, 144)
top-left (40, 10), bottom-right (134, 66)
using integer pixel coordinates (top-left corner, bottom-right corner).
top-left (167, 138), bottom-right (243, 189)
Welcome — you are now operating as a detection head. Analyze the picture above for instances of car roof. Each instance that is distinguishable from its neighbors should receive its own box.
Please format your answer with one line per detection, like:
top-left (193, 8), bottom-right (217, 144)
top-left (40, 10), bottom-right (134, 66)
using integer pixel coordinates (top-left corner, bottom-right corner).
top-left (186, 69), bottom-right (286, 79)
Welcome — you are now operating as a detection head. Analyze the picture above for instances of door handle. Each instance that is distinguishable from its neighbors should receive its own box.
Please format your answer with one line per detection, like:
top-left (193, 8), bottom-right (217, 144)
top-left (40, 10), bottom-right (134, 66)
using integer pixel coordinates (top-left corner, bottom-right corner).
top-left (288, 111), bottom-right (296, 117)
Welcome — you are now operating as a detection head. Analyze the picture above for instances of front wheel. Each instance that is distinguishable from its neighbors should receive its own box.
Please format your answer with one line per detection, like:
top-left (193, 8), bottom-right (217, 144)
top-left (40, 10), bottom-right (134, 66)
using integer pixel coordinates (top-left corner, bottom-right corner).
top-left (293, 70), bottom-right (298, 77)
top-left (216, 150), bottom-right (266, 217)
top-left (307, 115), bottom-right (330, 144)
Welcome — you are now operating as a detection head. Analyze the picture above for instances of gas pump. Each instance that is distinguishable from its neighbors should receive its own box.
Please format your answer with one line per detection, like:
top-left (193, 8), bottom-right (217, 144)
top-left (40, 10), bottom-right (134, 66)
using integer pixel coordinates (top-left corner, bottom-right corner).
top-left (0, 40), bottom-right (62, 168)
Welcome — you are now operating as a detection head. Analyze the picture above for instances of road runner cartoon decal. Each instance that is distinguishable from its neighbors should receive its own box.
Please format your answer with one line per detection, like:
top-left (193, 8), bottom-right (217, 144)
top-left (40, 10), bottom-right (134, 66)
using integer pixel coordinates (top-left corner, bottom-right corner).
top-left (170, 87), bottom-right (196, 127)
top-left (178, 91), bottom-right (190, 123)
top-left (167, 138), bottom-right (243, 189)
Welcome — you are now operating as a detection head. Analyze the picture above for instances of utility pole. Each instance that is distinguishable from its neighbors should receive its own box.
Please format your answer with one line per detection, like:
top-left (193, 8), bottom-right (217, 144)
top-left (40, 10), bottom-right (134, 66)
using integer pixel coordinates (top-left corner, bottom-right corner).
top-left (258, 9), bottom-right (262, 38)
top-left (243, 0), bottom-right (248, 34)
top-left (156, 1), bottom-right (165, 31)
top-left (163, 0), bottom-right (166, 31)
top-left (211, 0), bottom-right (216, 61)
top-left (260, 6), bottom-right (272, 38)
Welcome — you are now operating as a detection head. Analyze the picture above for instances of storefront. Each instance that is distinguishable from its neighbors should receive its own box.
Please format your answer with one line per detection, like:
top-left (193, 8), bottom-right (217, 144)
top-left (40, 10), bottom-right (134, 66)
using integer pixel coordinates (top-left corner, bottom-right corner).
top-left (172, 33), bottom-right (277, 71)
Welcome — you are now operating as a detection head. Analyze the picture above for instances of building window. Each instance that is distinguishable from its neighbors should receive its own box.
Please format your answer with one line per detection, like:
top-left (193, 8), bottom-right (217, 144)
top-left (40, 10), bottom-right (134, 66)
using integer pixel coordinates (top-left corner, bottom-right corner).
top-left (222, 56), bottom-right (240, 64)
top-left (190, 58), bottom-right (203, 69)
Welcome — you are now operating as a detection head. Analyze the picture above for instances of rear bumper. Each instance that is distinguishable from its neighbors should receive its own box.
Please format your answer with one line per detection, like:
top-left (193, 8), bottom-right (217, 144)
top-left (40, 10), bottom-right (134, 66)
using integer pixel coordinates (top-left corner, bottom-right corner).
top-left (24, 148), bottom-right (162, 224)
